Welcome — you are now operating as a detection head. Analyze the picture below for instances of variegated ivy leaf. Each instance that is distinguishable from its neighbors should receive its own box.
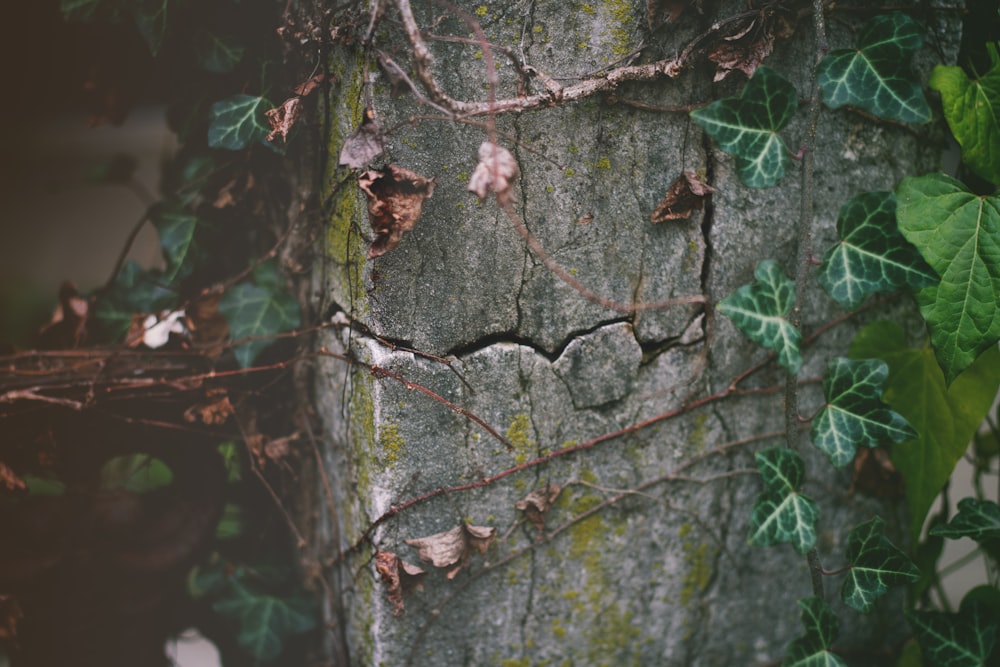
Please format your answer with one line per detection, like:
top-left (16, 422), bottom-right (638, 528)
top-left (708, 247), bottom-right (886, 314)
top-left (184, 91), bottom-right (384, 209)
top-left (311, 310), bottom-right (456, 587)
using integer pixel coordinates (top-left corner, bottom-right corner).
top-left (841, 516), bottom-right (919, 614)
top-left (218, 261), bottom-right (301, 368)
top-left (908, 600), bottom-right (999, 667)
top-left (718, 259), bottom-right (802, 373)
top-left (781, 597), bottom-right (847, 667)
top-left (209, 94), bottom-right (272, 151)
top-left (817, 12), bottom-right (931, 123)
top-left (930, 48), bottom-right (1000, 185)
top-left (930, 498), bottom-right (1000, 543)
top-left (690, 66), bottom-right (798, 188)
top-left (811, 357), bottom-right (916, 468)
top-left (896, 174), bottom-right (1000, 384)
top-left (748, 447), bottom-right (818, 555)
top-left (818, 191), bottom-right (937, 309)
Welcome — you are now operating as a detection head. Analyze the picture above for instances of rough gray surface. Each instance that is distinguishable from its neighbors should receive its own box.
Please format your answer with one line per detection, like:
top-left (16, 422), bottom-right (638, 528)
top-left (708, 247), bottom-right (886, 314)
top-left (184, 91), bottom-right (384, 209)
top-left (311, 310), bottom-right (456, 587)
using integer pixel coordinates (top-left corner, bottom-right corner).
top-left (313, 1), bottom-right (957, 665)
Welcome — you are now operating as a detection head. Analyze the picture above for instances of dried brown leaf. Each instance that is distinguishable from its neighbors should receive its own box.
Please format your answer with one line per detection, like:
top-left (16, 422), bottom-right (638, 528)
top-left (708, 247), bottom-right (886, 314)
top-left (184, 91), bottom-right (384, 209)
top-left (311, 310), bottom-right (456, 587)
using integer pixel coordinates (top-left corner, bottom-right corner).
top-left (0, 596), bottom-right (22, 641)
top-left (850, 447), bottom-right (904, 498)
top-left (405, 523), bottom-right (496, 579)
top-left (293, 74), bottom-right (327, 97)
top-left (515, 483), bottom-right (562, 531)
top-left (651, 171), bottom-right (716, 223)
top-left (183, 391), bottom-right (234, 426)
top-left (266, 97), bottom-right (303, 143)
top-left (707, 11), bottom-right (795, 82)
top-left (0, 462), bottom-right (26, 493)
top-left (339, 108), bottom-right (385, 169)
top-left (37, 282), bottom-right (88, 348)
top-left (468, 142), bottom-right (519, 205)
top-left (375, 550), bottom-right (425, 616)
top-left (189, 291), bottom-right (229, 358)
top-left (359, 164), bottom-right (436, 259)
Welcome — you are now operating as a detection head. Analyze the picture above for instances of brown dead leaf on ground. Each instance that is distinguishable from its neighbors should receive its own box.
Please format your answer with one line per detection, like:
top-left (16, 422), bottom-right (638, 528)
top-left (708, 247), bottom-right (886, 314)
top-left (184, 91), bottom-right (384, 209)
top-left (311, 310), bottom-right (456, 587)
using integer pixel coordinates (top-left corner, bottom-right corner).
top-left (651, 171), bottom-right (716, 223)
top-left (293, 73), bottom-right (327, 97)
top-left (339, 108), bottom-right (385, 169)
top-left (359, 164), bottom-right (436, 259)
top-left (468, 142), bottom-right (519, 205)
top-left (266, 97), bottom-right (302, 143)
top-left (375, 550), bottom-right (425, 616)
top-left (0, 462), bottom-right (26, 492)
top-left (405, 523), bottom-right (496, 579)
top-left (516, 483), bottom-right (562, 531)
top-left (183, 389), bottom-right (234, 426)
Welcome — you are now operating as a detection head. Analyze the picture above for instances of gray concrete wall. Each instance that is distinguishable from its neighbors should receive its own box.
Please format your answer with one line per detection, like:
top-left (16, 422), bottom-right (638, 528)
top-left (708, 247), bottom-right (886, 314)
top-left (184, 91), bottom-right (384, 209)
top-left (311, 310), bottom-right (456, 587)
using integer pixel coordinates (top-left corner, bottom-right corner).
top-left (312, 2), bottom-right (957, 665)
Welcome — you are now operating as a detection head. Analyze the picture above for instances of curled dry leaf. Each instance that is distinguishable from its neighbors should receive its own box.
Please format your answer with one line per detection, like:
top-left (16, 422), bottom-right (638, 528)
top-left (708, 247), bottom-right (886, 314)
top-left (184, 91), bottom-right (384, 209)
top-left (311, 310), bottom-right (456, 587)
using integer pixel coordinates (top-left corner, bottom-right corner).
top-left (293, 73), bottom-right (327, 97)
top-left (405, 523), bottom-right (497, 579)
top-left (37, 282), bottom-right (88, 348)
top-left (0, 462), bottom-right (26, 493)
top-left (339, 107), bottom-right (385, 169)
top-left (266, 96), bottom-right (303, 143)
top-left (515, 483), bottom-right (562, 531)
top-left (375, 550), bottom-right (425, 616)
top-left (850, 447), bottom-right (904, 499)
top-left (183, 389), bottom-right (234, 426)
top-left (707, 10), bottom-right (796, 82)
top-left (651, 171), bottom-right (716, 223)
top-left (359, 164), bottom-right (436, 259)
top-left (468, 142), bottom-right (519, 205)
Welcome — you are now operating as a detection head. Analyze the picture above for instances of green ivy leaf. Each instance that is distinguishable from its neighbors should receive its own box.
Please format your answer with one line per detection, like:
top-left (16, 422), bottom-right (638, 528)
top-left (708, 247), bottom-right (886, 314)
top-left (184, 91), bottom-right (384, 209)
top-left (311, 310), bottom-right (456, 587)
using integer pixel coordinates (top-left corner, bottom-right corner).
top-left (842, 516), bottom-right (919, 614)
top-left (718, 259), bottom-right (802, 373)
top-left (59, 0), bottom-right (103, 21)
top-left (929, 52), bottom-right (1000, 185)
top-left (130, 0), bottom-right (171, 56)
top-left (896, 174), bottom-right (1000, 384)
top-left (92, 261), bottom-right (176, 340)
top-left (817, 191), bottom-right (937, 308)
top-left (690, 66), bottom-right (797, 187)
top-left (208, 94), bottom-right (272, 151)
top-left (850, 320), bottom-right (1000, 543)
top-left (748, 447), bottom-right (819, 555)
top-left (810, 357), bottom-right (916, 468)
top-left (218, 265), bottom-right (300, 368)
top-left (150, 203), bottom-right (202, 281)
top-left (908, 600), bottom-right (999, 667)
top-left (816, 12), bottom-right (931, 123)
top-left (930, 498), bottom-right (1000, 542)
top-left (212, 580), bottom-right (317, 662)
top-left (196, 31), bottom-right (245, 74)
top-left (782, 597), bottom-right (847, 667)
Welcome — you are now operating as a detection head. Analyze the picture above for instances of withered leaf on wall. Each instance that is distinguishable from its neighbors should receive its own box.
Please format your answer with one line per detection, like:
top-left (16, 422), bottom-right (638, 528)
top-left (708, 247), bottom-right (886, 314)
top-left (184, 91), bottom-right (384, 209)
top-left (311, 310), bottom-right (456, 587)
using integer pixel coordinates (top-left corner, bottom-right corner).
top-left (339, 107), bottom-right (385, 169)
top-left (358, 164), bottom-right (435, 259)
top-left (265, 96), bottom-right (303, 143)
top-left (515, 483), bottom-right (562, 531)
top-left (468, 141), bottom-right (519, 205)
top-left (651, 171), bottom-right (716, 223)
top-left (706, 10), bottom-right (796, 82)
top-left (405, 523), bottom-right (496, 579)
top-left (375, 550), bottom-right (425, 616)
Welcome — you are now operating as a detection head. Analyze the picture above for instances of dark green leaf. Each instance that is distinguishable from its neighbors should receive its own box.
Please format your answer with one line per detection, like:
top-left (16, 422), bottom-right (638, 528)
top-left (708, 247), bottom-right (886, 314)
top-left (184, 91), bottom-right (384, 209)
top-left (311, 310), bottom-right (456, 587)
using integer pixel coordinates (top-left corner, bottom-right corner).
top-left (818, 190), bottom-right (937, 308)
top-left (748, 447), bottom-right (819, 554)
top-left (150, 203), bottom-right (201, 281)
top-left (896, 174), bottom-right (1000, 384)
top-left (908, 600), bottom-right (999, 667)
top-left (130, 0), bottom-right (170, 56)
top-left (99, 454), bottom-right (173, 493)
top-left (718, 259), bottom-right (802, 373)
top-left (690, 66), bottom-right (797, 187)
top-left (212, 580), bottom-right (317, 661)
top-left (810, 357), bottom-right (916, 468)
top-left (196, 31), bottom-right (245, 73)
top-left (782, 597), bottom-right (847, 667)
top-left (930, 498), bottom-right (1000, 542)
top-left (817, 12), bottom-right (931, 123)
top-left (842, 516), bottom-right (919, 613)
top-left (208, 94), bottom-right (272, 151)
top-left (59, 0), bottom-right (103, 21)
top-left (929, 51), bottom-right (1000, 185)
top-left (218, 278), bottom-right (300, 368)
top-left (850, 321), bottom-right (1000, 542)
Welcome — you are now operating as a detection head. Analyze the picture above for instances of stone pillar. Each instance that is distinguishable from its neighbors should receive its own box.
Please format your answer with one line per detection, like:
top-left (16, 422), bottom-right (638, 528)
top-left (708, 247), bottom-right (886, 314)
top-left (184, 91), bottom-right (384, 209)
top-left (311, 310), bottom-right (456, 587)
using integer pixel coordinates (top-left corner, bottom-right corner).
top-left (311, 2), bottom-right (955, 664)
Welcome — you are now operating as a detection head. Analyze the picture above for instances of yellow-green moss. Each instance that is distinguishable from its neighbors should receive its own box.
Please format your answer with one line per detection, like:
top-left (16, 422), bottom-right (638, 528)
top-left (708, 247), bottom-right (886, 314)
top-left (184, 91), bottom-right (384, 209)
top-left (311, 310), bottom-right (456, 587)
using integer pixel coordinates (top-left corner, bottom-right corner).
top-left (581, 3), bottom-right (596, 14)
top-left (506, 413), bottom-right (536, 464)
top-left (475, 5), bottom-right (488, 16)
top-left (688, 413), bottom-right (709, 454)
top-left (679, 523), bottom-right (717, 609)
top-left (564, 168), bottom-right (576, 177)
top-left (602, 0), bottom-right (635, 58)
top-left (595, 156), bottom-right (612, 170)
top-left (377, 422), bottom-right (405, 468)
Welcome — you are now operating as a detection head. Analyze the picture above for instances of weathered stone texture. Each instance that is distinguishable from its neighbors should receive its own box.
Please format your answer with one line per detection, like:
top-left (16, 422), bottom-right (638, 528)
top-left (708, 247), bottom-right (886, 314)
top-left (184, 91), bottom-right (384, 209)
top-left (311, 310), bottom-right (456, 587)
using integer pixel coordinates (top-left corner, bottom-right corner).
top-left (313, 1), bottom-right (957, 665)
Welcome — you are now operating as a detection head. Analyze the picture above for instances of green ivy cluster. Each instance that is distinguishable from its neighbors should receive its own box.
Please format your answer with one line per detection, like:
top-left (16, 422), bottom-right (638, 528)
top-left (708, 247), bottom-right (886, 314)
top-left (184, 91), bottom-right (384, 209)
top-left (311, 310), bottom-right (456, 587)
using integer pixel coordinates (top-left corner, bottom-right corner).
top-left (694, 12), bottom-right (1000, 666)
